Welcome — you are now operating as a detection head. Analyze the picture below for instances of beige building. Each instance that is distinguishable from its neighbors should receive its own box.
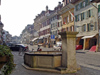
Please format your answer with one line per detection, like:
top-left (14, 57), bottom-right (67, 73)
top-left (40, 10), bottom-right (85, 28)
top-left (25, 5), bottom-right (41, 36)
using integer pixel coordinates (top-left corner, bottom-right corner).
top-left (73, 0), bottom-right (99, 51)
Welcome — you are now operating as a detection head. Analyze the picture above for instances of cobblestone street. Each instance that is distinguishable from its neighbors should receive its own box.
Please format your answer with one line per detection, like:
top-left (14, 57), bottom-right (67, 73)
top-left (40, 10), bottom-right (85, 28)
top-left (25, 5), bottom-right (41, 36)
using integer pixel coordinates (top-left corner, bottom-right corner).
top-left (10, 45), bottom-right (100, 75)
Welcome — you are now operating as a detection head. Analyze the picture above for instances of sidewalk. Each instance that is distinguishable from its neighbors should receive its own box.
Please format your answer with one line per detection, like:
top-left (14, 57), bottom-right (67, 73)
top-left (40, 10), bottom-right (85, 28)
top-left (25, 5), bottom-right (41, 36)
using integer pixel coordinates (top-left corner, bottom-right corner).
top-left (76, 50), bottom-right (100, 55)
top-left (10, 51), bottom-right (100, 75)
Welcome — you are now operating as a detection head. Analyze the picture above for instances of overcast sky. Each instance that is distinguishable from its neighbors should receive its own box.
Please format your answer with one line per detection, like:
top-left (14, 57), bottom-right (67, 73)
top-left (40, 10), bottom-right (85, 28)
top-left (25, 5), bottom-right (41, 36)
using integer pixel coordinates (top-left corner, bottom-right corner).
top-left (0, 0), bottom-right (62, 36)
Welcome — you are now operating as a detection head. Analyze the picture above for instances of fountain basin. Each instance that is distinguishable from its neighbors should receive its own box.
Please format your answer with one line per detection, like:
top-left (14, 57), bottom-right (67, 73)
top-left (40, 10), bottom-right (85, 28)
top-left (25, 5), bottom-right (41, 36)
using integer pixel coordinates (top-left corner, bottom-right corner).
top-left (24, 52), bottom-right (62, 68)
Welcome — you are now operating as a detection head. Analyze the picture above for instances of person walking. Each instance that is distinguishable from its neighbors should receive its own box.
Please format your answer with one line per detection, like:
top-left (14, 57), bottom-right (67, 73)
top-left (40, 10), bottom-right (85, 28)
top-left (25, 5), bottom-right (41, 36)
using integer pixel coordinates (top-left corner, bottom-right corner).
top-left (26, 46), bottom-right (29, 52)
top-left (19, 46), bottom-right (23, 55)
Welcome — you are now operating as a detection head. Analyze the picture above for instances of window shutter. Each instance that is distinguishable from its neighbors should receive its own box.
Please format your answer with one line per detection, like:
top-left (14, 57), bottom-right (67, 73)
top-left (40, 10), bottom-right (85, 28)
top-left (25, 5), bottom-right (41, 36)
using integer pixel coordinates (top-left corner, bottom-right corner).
top-left (80, 2), bottom-right (82, 8)
top-left (83, 12), bottom-right (85, 20)
top-left (81, 13), bottom-right (82, 21)
top-left (84, 12), bottom-right (86, 19)
top-left (87, 11), bottom-right (89, 18)
top-left (91, 9), bottom-right (93, 17)
top-left (98, 5), bottom-right (100, 13)
top-left (75, 15), bottom-right (77, 22)
top-left (85, 0), bottom-right (88, 6)
top-left (90, 9), bottom-right (92, 17)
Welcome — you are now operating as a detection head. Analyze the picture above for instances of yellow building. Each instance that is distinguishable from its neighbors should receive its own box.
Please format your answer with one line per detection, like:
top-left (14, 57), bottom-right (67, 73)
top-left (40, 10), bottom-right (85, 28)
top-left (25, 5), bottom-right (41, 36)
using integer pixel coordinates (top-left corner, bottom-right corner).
top-left (59, 3), bottom-right (74, 32)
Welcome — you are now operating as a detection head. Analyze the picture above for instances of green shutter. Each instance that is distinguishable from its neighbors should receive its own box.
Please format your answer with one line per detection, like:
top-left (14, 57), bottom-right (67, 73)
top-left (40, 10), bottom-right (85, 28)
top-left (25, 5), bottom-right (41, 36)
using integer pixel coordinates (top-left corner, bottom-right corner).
top-left (87, 11), bottom-right (89, 18)
top-left (80, 2), bottom-right (82, 9)
top-left (81, 13), bottom-right (82, 21)
top-left (85, 0), bottom-right (87, 6)
top-left (98, 5), bottom-right (100, 13)
top-left (90, 10), bottom-right (91, 17)
top-left (84, 12), bottom-right (86, 19)
top-left (83, 12), bottom-right (84, 20)
top-left (91, 9), bottom-right (93, 17)
top-left (87, 24), bottom-right (90, 31)
top-left (75, 15), bottom-right (77, 22)
top-left (85, 0), bottom-right (89, 6)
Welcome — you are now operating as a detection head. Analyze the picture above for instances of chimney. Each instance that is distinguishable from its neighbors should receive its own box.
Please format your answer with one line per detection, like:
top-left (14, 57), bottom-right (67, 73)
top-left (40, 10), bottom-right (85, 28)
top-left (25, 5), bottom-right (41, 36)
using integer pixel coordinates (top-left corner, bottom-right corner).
top-left (46, 6), bottom-right (48, 11)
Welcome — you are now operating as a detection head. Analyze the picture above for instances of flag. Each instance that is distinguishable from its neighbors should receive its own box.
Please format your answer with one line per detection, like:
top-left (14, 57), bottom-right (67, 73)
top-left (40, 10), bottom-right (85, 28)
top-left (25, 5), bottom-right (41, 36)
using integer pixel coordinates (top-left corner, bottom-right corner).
top-left (69, 11), bottom-right (75, 18)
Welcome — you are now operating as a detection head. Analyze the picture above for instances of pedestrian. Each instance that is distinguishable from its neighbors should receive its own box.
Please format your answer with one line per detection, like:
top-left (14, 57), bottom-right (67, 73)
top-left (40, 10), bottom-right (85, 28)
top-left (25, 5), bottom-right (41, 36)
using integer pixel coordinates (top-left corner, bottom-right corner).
top-left (19, 46), bottom-right (23, 55)
top-left (19, 45), bottom-right (25, 55)
top-left (32, 48), bottom-right (34, 52)
top-left (37, 44), bottom-right (40, 51)
top-left (26, 46), bottom-right (29, 52)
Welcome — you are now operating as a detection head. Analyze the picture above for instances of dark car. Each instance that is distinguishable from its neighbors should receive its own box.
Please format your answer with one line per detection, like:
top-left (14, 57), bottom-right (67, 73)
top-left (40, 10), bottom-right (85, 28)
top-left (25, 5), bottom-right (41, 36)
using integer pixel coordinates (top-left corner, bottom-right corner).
top-left (10, 44), bottom-right (27, 51)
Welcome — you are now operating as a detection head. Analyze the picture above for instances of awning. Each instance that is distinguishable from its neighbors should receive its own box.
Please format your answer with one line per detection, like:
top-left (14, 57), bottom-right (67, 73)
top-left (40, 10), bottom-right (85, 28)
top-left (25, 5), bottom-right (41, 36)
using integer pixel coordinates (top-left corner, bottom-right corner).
top-left (82, 35), bottom-right (95, 39)
top-left (32, 38), bottom-right (38, 41)
top-left (39, 36), bottom-right (44, 39)
top-left (45, 34), bottom-right (50, 38)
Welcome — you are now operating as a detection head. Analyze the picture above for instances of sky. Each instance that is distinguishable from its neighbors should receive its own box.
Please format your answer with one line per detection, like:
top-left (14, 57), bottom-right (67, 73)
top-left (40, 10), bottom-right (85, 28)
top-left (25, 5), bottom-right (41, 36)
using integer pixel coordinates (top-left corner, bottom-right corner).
top-left (0, 0), bottom-right (62, 37)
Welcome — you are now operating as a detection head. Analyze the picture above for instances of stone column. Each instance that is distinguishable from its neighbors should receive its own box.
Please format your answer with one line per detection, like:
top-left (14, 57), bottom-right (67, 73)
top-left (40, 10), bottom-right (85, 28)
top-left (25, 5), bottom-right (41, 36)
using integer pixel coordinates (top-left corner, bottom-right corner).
top-left (59, 31), bottom-right (78, 71)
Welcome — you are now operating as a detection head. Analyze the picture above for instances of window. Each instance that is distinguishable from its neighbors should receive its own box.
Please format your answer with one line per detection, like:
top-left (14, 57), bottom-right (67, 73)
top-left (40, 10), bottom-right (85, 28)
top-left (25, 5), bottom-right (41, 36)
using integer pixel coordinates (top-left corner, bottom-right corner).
top-left (95, 22), bottom-right (97, 30)
top-left (82, 1), bottom-right (86, 7)
top-left (63, 17), bottom-right (66, 24)
top-left (71, 14), bottom-right (73, 21)
top-left (87, 10), bottom-right (92, 18)
top-left (75, 15), bottom-right (80, 22)
top-left (78, 4), bottom-right (80, 10)
top-left (58, 22), bottom-right (59, 27)
top-left (75, 4), bottom-right (79, 11)
top-left (81, 12), bottom-right (85, 21)
top-left (69, 0), bottom-right (71, 2)
top-left (51, 24), bottom-right (52, 28)
top-left (82, 24), bottom-right (86, 32)
top-left (66, 27), bottom-right (68, 31)
top-left (80, 2), bottom-right (82, 9)
top-left (67, 15), bottom-right (69, 23)
top-left (89, 10), bottom-right (91, 17)
top-left (76, 27), bottom-right (80, 32)
top-left (87, 23), bottom-right (90, 31)
top-left (72, 26), bottom-right (74, 31)
top-left (85, 0), bottom-right (89, 6)
top-left (77, 15), bottom-right (80, 21)
top-left (75, 15), bottom-right (77, 22)
top-left (90, 24), bottom-right (94, 31)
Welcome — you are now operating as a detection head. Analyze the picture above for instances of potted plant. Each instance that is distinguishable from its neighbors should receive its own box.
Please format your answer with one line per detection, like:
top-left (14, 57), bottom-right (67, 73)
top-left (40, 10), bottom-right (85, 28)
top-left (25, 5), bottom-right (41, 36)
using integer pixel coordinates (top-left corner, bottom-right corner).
top-left (0, 45), bottom-right (15, 75)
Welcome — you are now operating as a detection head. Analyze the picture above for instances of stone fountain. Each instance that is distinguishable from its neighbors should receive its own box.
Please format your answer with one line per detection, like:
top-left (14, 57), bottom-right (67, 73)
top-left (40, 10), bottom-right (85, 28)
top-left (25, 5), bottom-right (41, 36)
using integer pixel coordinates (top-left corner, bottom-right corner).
top-left (22, 31), bottom-right (80, 74)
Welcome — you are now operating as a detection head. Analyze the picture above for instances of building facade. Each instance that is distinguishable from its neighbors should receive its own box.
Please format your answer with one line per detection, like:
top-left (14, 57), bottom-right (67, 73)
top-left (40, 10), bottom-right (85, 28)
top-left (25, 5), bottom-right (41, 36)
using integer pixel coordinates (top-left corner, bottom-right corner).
top-left (59, 0), bottom-right (74, 32)
top-left (20, 24), bottom-right (34, 44)
top-left (73, 0), bottom-right (99, 51)
top-left (3, 30), bottom-right (12, 44)
top-left (33, 2), bottom-right (63, 47)
top-left (0, 0), bottom-right (4, 45)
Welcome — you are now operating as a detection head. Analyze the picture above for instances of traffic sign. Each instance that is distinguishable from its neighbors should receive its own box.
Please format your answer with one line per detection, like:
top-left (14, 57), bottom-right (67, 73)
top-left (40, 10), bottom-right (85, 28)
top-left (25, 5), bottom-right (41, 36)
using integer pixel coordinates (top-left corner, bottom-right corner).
top-left (51, 35), bottom-right (55, 39)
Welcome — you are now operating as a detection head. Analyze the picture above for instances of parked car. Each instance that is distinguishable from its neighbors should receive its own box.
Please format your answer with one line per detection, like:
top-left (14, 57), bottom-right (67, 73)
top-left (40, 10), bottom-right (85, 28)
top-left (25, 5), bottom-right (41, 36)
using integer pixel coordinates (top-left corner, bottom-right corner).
top-left (10, 44), bottom-right (28, 51)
